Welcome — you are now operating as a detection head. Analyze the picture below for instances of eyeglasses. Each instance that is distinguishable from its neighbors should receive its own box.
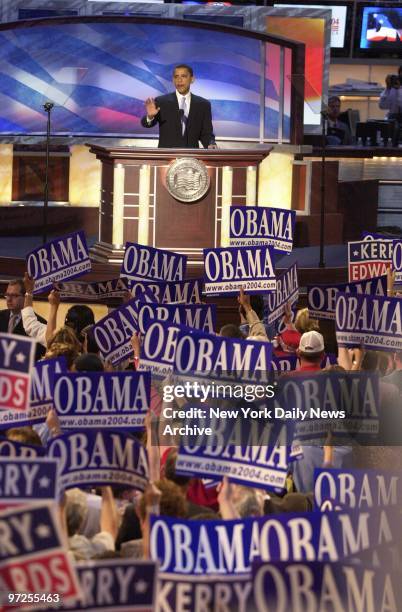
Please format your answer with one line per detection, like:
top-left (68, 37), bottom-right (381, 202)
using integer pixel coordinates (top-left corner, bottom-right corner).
top-left (4, 293), bottom-right (23, 299)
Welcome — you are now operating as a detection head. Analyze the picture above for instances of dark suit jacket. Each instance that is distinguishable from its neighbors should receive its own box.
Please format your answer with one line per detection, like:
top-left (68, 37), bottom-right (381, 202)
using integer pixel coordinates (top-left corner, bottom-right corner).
top-left (0, 309), bottom-right (47, 359)
top-left (141, 92), bottom-right (215, 149)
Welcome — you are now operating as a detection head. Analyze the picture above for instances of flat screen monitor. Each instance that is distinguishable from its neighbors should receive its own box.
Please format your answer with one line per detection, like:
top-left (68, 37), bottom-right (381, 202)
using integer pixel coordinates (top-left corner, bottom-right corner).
top-left (356, 4), bottom-right (402, 57)
top-left (273, 3), bottom-right (350, 49)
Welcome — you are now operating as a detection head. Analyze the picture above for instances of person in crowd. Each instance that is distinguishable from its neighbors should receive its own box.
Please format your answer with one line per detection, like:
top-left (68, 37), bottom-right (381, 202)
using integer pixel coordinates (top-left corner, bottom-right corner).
top-left (383, 351), bottom-right (402, 393)
top-left (326, 96), bottom-right (353, 145)
top-left (379, 68), bottom-right (402, 145)
top-left (63, 486), bottom-right (120, 560)
top-left (0, 278), bottom-right (46, 336)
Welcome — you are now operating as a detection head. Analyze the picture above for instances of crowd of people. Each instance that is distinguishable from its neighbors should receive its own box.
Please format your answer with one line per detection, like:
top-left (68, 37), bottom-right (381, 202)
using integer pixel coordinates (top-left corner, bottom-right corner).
top-left (1, 268), bottom-right (402, 607)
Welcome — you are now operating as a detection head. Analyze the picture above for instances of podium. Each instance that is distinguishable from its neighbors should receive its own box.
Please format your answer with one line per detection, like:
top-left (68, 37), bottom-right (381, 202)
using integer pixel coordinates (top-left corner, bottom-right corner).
top-left (87, 146), bottom-right (272, 269)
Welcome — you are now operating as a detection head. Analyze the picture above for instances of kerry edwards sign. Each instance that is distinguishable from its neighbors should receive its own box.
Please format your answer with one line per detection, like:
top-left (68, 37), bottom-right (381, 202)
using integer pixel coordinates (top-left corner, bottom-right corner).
top-left (348, 239), bottom-right (393, 282)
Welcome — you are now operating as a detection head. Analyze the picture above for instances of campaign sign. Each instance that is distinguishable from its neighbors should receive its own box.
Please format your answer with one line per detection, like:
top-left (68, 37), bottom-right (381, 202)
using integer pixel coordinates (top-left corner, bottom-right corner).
top-left (264, 263), bottom-right (298, 325)
top-left (203, 246), bottom-right (276, 296)
top-left (121, 242), bottom-right (187, 283)
top-left (276, 371), bottom-right (380, 441)
top-left (336, 292), bottom-right (402, 352)
top-left (271, 355), bottom-right (298, 372)
top-left (128, 277), bottom-right (203, 304)
top-left (150, 508), bottom-right (398, 612)
top-left (173, 327), bottom-right (273, 384)
top-left (26, 231), bottom-right (91, 292)
top-left (137, 302), bottom-right (216, 335)
top-left (229, 206), bottom-right (296, 254)
top-left (348, 239), bottom-right (393, 282)
top-left (138, 321), bottom-right (181, 380)
top-left (0, 503), bottom-right (81, 609)
top-left (314, 468), bottom-right (402, 511)
top-left (47, 430), bottom-right (149, 491)
top-left (0, 356), bottom-right (67, 430)
top-left (252, 561), bottom-right (401, 612)
top-left (90, 298), bottom-right (139, 365)
top-left (0, 439), bottom-right (46, 458)
top-left (308, 275), bottom-right (387, 321)
top-left (176, 420), bottom-right (290, 492)
top-left (53, 371), bottom-right (150, 431)
top-left (0, 333), bottom-right (36, 413)
top-left (54, 277), bottom-right (129, 302)
top-left (71, 559), bottom-right (157, 611)
top-left (0, 457), bottom-right (58, 505)
top-left (392, 239), bottom-right (402, 286)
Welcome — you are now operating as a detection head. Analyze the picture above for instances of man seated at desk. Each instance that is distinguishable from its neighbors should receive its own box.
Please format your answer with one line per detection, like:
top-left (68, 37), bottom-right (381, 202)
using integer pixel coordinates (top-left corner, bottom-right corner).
top-left (326, 96), bottom-right (353, 145)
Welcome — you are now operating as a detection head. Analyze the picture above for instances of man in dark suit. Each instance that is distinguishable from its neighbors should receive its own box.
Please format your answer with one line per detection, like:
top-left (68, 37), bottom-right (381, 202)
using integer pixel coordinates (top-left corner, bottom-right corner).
top-left (0, 278), bottom-right (46, 358)
top-left (141, 64), bottom-right (217, 149)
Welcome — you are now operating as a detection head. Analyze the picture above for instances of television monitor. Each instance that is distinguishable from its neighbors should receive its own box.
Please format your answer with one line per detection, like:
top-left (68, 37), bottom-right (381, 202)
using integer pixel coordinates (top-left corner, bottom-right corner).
top-left (273, 3), bottom-right (350, 49)
top-left (355, 3), bottom-right (402, 58)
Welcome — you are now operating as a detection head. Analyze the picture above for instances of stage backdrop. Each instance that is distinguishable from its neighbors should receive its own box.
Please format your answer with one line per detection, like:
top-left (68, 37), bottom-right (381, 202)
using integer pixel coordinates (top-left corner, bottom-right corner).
top-left (0, 18), bottom-right (299, 142)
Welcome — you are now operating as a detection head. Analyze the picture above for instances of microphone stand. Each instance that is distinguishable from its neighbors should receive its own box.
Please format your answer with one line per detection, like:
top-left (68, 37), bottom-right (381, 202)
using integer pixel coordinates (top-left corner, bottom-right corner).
top-left (43, 101), bottom-right (54, 244)
top-left (318, 110), bottom-right (327, 268)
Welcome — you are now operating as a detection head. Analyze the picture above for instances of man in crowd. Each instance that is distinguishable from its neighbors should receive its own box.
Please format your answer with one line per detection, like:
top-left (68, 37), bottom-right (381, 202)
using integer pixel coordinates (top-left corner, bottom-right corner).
top-left (379, 67), bottom-right (402, 145)
top-left (0, 278), bottom-right (45, 338)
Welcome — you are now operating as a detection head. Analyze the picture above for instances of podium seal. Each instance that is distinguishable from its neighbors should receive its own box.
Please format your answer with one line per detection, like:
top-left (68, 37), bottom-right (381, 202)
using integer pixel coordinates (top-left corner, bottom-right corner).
top-left (166, 157), bottom-right (210, 203)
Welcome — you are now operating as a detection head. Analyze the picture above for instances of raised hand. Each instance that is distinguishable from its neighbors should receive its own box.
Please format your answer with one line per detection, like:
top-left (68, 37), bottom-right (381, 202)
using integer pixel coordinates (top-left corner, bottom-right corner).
top-left (145, 97), bottom-right (160, 118)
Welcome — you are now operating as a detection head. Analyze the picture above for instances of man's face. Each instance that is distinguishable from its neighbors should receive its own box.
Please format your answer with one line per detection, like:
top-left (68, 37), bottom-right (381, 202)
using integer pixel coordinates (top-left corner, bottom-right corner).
top-left (328, 99), bottom-right (341, 118)
top-left (5, 283), bottom-right (24, 314)
top-left (173, 68), bottom-right (194, 95)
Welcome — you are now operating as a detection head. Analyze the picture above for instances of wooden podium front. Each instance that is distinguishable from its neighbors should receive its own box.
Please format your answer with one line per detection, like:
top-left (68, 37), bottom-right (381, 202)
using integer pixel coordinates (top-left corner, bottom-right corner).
top-left (87, 146), bottom-right (271, 270)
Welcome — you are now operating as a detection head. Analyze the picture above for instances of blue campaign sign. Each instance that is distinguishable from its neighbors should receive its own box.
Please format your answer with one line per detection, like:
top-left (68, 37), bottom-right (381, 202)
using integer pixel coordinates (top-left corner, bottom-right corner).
top-left (121, 242), bottom-right (187, 282)
top-left (54, 277), bottom-right (129, 302)
top-left (90, 297), bottom-right (139, 365)
top-left (53, 371), bottom-right (150, 431)
top-left (264, 263), bottom-right (298, 325)
top-left (203, 246), bottom-right (276, 296)
top-left (137, 302), bottom-right (216, 335)
top-left (271, 355), bottom-right (298, 372)
top-left (308, 275), bottom-right (387, 321)
top-left (128, 277), bottom-right (203, 304)
top-left (72, 560), bottom-right (157, 611)
top-left (47, 430), bottom-right (149, 491)
top-left (314, 467), bottom-right (402, 511)
top-left (150, 508), bottom-right (399, 611)
top-left (252, 561), bottom-right (401, 612)
top-left (0, 439), bottom-right (46, 458)
top-left (0, 333), bottom-right (36, 413)
top-left (173, 327), bottom-right (273, 384)
top-left (229, 205), bottom-right (296, 254)
top-left (336, 292), bottom-right (402, 352)
top-left (176, 419), bottom-right (290, 492)
top-left (0, 457), bottom-right (59, 504)
top-left (392, 239), bottom-right (402, 286)
top-left (26, 231), bottom-right (91, 292)
top-left (138, 321), bottom-right (181, 380)
top-left (348, 239), bottom-right (393, 282)
top-left (0, 503), bottom-right (81, 605)
top-left (276, 371), bottom-right (380, 442)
